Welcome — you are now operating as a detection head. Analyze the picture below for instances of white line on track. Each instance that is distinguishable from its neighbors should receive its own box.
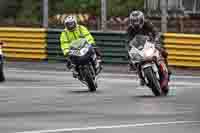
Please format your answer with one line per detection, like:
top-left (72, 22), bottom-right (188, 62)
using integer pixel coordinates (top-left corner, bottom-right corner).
top-left (16, 121), bottom-right (200, 133)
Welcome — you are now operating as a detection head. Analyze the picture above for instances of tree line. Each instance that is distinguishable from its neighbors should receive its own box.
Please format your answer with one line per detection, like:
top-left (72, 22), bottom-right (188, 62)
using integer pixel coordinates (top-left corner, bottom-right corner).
top-left (0, 0), bottom-right (144, 26)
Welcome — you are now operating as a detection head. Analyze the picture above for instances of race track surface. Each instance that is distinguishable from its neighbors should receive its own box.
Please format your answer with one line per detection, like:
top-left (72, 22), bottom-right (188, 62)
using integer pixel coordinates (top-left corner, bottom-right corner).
top-left (0, 62), bottom-right (200, 133)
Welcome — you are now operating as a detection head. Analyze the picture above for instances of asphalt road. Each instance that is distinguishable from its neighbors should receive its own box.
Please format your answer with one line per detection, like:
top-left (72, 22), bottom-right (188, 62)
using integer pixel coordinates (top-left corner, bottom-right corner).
top-left (0, 62), bottom-right (200, 133)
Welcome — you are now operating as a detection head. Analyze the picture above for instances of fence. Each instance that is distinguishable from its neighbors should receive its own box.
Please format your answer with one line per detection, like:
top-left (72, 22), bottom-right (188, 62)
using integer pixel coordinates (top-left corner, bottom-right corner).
top-left (164, 33), bottom-right (200, 67)
top-left (47, 30), bottom-right (200, 67)
top-left (1, 27), bottom-right (200, 68)
top-left (0, 28), bottom-right (47, 60)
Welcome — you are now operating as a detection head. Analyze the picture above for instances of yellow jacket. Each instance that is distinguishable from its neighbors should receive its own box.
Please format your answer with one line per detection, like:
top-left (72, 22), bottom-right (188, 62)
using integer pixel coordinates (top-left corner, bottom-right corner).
top-left (60, 25), bottom-right (95, 56)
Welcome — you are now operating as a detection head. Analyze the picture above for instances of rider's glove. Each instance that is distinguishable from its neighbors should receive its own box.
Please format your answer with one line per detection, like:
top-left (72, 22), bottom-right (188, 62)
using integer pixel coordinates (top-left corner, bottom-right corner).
top-left (155, 45), bottom-right (168, 58)
top-left (65, 57), bottom-right (73, 70)
top-left (154, 37), bottom-right (160, 44)
top-left (93, 46), bottom-right (102, 58)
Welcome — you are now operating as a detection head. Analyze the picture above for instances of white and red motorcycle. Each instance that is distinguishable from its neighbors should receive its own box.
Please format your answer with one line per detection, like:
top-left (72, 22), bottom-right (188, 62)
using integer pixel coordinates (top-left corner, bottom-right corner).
top-left (129, 35), bottom-right (169, 96)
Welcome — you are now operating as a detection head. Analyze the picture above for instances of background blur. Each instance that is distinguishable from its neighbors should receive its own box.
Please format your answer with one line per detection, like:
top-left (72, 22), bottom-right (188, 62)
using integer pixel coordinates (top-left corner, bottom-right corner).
top-left (0, 0), bottom-right (200, 33)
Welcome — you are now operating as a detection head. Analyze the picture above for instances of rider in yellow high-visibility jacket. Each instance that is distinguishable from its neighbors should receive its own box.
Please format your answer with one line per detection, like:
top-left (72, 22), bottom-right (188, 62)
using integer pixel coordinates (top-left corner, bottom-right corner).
top-left (60, 23), bottom-right (95, 56)
top-left (60, 15), bottom-right (102, 77)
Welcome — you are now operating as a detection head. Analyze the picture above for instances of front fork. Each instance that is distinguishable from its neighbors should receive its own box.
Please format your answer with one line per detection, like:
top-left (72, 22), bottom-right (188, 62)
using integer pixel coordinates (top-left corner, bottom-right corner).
top-left (78, 64), bottom-right (95, 80)
top-left (141, 63), bottom-right (160, 84)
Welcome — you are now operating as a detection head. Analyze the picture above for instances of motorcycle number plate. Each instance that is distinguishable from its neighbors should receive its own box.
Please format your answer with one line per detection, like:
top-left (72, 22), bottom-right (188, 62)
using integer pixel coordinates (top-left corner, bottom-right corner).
top-left (71, 50), bottom-right (80, 56)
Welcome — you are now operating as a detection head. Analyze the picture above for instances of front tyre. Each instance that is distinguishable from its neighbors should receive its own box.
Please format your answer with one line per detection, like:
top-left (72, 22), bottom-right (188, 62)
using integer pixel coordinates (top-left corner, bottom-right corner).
top-left (143, 67), bottom-right (161, 96)
top-left (0, 63), bottom-right (5, 82)
top-left (83, 66), bottom-right (96, 92)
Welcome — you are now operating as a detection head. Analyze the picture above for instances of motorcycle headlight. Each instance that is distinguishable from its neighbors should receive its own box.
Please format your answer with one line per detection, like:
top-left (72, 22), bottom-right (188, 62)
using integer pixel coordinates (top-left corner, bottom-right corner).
top-left (144, 48), bottom-right (154, 58)
top-left (134, 53), bottom-right (143, 60)
top-left (130, 52), bottom-right (143, 61)
top-left (80, 47), bottom-right (89, 56)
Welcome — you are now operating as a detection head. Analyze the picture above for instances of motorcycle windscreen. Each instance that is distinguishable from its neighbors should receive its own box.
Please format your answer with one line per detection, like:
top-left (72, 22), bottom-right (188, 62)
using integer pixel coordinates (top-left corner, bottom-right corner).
top-left (130, 35), bottom-right (149, 50)
top-left (70, 38), bottom-right (87, 50)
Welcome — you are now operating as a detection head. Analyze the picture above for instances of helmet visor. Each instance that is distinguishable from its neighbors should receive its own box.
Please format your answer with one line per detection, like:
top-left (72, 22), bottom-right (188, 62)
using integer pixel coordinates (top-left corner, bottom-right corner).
top-left (65, 21), bottom-right (76, 31)
top-left (131, 18), bottom-right (140, 26)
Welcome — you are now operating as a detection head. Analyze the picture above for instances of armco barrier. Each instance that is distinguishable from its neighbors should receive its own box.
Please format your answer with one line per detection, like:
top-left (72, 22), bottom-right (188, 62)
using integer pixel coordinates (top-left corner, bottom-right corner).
top-left (92, 31), bottom-right (128, 64)
top-left (47, 29), bottom-right (63, 61)
top-left (47, 29), bottom-right (128, 64)
top-left (1, 27), bottom-right (199, 67)
top-left (0, 28), bottom-right (47, 60)
top-left (164, 33), bottom-right (200, 67)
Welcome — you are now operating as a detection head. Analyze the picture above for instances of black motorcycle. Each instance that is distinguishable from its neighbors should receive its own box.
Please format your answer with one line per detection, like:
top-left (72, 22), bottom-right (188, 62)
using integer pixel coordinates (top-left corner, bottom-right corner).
top-left (68, 38), bottom-right (102, 92)
top-left (0, 42), bottom-right (5, 82)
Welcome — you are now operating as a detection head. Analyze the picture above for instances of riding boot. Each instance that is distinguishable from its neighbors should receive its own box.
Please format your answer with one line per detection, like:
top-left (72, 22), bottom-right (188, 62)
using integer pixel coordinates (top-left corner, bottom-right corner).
top-left (164, 58), bottom-right (171, 81)
top-left (94, 47), bottom-right (103, 74)
top-left (128, 61), bottom-right (137, 72)
top-left (72, 67), bottom-right (78, 78)
top-left (136, 66), bottom-right (145, 86)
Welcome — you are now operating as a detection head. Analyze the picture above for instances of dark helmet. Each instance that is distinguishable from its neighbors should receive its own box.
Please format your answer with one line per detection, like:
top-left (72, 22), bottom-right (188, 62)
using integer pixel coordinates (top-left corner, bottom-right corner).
top-left (129, 10), bottom-right (144, 29)
top-left (64, 15), bottom-right (77, 31)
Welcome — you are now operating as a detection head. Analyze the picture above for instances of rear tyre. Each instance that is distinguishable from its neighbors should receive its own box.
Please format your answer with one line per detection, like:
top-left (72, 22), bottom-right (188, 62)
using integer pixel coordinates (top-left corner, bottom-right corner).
top-left (84, 67), bottom-right (96, 92)
top-left (144, 67), bottom-right (161, 96)
top-left (162, 85), bottom-right (169, 96)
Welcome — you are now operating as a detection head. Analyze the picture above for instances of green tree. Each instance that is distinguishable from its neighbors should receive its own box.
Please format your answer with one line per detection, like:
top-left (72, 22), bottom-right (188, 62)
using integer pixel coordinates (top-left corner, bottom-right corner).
top-left (64, 0), bottom-right (100, 15)
top-left (49, 0), bottom-right (65, 16)
top-left (107, 0), bottom-right (144, 17)
top-left (63, 0), bottom-right (144, 16)
top-left (17, 0), bottom-right (42, 24)
top-left (0, 0), bottom-right (21, 19)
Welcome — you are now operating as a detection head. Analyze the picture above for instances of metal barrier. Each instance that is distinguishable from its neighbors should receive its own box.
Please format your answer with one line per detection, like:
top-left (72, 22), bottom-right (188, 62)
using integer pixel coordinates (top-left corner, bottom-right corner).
top-left (164, 33), bottom-right (200, 67)
top-left (0, 28), bottom-right (47, 60)
top-left (47, 29), bottom-right (128, 64)
top-left (1, 27), bottom-right (199, 67)
top-left (47, 29), bottom-right (63, 62)
top-left (92, 31), bottom-right (128, 64)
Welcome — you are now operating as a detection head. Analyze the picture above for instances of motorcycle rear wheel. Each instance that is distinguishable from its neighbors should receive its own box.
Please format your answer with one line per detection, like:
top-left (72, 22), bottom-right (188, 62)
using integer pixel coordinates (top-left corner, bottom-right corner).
top-left (162, 85), bottom-right (169, 96)
top-left (0, 63), bottom-right (5, 82)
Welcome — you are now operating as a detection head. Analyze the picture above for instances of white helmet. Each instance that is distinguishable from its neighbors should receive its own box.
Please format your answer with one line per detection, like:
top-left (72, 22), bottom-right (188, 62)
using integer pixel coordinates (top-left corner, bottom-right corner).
top-left (129, 10), bottom-right (144, 29)
top-left (64, 15), bottom-right (77, 31)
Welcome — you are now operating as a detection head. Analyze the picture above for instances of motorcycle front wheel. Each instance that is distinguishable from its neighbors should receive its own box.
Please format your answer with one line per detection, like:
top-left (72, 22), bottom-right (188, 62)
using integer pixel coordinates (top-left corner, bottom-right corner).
top-left (83, 66), bottom-right (96, 92)
top-left (143, 67), bottom-right (161, 96)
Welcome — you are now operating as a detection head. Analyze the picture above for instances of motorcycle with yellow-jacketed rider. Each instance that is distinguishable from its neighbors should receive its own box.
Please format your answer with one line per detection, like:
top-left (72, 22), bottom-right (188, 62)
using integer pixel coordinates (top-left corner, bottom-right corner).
top-left (60, 16), bottom-right (103, 92)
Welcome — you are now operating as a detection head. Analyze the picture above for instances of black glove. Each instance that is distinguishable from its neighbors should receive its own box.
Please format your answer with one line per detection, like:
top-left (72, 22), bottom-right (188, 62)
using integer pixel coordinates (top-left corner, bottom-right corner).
top-left (65, 58), bottom-right (73, 70)
top-left (155, 46), bottom-right (168, 58)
